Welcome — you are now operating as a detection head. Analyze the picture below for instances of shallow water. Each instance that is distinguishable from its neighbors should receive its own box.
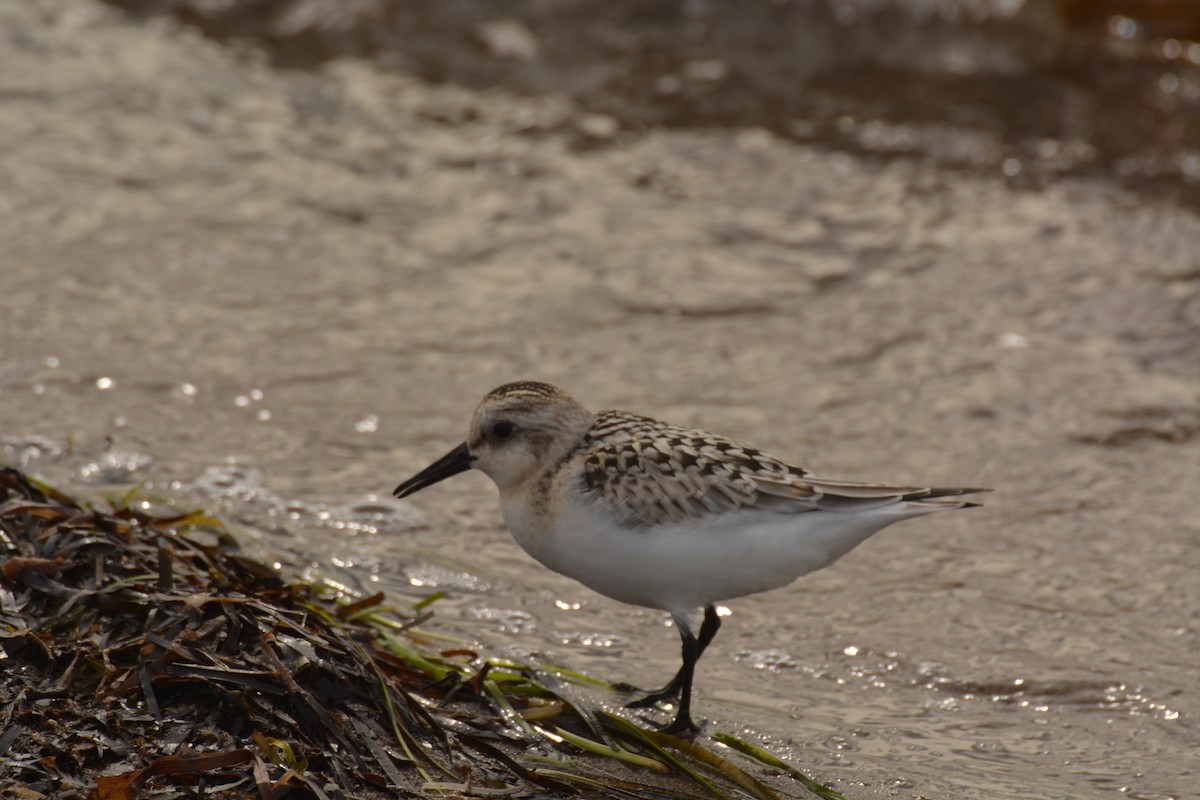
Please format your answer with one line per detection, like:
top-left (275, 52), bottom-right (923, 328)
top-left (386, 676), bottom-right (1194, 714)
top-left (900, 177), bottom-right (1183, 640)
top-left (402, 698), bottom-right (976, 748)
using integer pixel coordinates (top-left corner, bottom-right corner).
top-left (2, 2), bottom-right (1198, 797)
top-left (105, 0), bottom-right (1200, 212)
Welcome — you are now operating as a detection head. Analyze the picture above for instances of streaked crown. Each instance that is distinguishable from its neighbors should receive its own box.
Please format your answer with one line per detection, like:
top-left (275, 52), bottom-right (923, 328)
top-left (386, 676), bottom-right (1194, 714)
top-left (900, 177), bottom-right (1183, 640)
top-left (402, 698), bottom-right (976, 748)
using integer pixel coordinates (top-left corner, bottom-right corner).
top-left (467, 381), bottom-right (593, 490)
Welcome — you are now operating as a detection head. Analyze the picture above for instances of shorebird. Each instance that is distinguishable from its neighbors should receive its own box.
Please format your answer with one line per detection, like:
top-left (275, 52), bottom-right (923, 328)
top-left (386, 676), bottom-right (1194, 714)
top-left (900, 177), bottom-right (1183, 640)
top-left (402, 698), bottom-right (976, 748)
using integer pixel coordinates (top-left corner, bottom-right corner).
top-left (393, 381), bottom-right (987, 734)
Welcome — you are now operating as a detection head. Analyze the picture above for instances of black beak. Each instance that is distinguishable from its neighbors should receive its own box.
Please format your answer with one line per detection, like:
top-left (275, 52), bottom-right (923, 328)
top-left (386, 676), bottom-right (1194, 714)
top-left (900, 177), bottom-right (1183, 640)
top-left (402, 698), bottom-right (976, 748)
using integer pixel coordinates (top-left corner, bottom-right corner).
top-left (393, 442), bottom-right (474, 498)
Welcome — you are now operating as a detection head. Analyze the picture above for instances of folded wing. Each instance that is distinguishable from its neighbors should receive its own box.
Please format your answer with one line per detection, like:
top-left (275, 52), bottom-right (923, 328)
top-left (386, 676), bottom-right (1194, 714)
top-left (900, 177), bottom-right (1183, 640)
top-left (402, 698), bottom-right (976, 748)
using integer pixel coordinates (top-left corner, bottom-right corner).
top-left (578, 412), bottom-right (987, 527)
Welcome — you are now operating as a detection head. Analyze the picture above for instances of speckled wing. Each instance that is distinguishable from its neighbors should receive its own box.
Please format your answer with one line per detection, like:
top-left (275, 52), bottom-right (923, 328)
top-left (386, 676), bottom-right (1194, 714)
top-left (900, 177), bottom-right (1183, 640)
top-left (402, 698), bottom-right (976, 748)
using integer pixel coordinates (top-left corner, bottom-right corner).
top-left (578, 411), bottom-right (987, 528)
top-left (577, 411), bottom-right (822, 527)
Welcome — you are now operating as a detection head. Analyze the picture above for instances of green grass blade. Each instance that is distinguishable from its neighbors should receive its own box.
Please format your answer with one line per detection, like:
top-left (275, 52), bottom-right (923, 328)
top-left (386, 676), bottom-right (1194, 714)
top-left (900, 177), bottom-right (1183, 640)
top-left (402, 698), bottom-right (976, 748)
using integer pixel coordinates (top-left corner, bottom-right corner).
top-left (709, 732), bottom-right (851, 800)
top-left (600, 713), bottom-right (731, 799)
top-left (548, 725), bottom-right (668, 772)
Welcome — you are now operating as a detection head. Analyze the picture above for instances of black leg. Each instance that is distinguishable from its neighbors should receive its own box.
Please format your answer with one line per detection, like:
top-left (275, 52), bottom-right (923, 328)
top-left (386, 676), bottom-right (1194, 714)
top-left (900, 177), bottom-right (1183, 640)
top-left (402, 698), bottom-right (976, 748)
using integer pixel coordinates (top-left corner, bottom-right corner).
top-left (659, 613), bottom-right (701, 736)
top-left (625, 605), bottom-right (721, 708)
top-left (696, 604), bottom-right (722, 655)
top-left (624, 606), bottom-right (715, 705)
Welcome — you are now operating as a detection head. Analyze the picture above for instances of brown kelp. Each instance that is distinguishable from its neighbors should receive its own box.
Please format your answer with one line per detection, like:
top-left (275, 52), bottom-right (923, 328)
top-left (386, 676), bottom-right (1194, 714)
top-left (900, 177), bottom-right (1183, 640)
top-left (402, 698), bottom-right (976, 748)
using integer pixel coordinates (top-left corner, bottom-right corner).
top-left (0, 467), bottom-right (847, 800)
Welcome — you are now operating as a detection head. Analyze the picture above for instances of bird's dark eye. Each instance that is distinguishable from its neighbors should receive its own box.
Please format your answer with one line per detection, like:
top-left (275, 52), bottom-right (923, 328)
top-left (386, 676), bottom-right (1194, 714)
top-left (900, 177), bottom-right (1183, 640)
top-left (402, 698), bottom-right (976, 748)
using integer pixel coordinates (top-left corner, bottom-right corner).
top-left (491, 421), bottom-right (515, 440)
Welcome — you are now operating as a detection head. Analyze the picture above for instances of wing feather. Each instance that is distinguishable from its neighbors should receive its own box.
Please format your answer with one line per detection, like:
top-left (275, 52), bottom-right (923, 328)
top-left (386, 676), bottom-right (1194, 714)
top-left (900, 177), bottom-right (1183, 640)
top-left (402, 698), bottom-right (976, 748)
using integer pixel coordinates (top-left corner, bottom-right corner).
top-left (577, 410), bottom-right (988, 527)
top-left (578, 411), bottom-right (818, 526)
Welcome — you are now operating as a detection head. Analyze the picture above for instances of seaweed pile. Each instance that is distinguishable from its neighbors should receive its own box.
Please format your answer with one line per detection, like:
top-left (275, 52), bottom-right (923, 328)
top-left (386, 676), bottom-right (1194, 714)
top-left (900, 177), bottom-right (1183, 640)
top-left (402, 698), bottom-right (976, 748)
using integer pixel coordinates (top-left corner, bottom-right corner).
top-left (0, 467), bottom-right (845, 799)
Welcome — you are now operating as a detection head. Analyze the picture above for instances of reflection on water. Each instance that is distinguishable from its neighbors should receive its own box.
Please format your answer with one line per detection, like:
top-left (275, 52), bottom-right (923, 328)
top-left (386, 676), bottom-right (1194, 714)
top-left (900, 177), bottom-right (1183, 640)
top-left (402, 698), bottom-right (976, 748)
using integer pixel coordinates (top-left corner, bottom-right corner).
top-left (733, 639), bottom-right (1184, 721)
top-left (3, 2), bottom-right (1196, 796)
top-left (78, 448), bottom-right (153, 481)
top-left (190, 463), bottom-right (422, 535)
top-left (550, 630), bottom-right (631, 651)
top-left (0, 436), bottom-right (69, 468)
top-left (466, 605), bottom-right (537, 634)
top-left (5, 439), bottom-right (1192, 798)
top-left (104, 0), bottom-right (1200, 208)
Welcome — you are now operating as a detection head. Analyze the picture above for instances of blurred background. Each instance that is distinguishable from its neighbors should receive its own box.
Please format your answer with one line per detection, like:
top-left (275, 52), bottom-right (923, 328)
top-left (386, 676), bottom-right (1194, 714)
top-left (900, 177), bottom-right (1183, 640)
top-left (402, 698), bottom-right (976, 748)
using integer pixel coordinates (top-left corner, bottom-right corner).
top-left (2, 1), bottom-right (1197, 797)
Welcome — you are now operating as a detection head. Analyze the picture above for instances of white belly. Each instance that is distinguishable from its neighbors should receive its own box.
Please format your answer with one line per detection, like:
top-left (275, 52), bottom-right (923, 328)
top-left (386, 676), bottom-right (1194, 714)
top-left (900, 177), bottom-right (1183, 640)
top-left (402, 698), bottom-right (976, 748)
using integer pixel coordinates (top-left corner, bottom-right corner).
top-left (500, 497), bottom-right (910, 617)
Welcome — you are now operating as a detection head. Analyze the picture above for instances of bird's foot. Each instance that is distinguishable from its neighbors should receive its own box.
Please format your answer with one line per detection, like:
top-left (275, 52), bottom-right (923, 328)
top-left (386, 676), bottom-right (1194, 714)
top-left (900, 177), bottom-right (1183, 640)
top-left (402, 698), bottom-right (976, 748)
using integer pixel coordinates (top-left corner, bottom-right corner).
top-left (616, 676), bottom-right (683, 709)
top-left (657, 715), bottom-right (700, 738)
top-left (611, 681), bottom-right (646, 695)
top-left (622, 685), bottom-right (681, 710)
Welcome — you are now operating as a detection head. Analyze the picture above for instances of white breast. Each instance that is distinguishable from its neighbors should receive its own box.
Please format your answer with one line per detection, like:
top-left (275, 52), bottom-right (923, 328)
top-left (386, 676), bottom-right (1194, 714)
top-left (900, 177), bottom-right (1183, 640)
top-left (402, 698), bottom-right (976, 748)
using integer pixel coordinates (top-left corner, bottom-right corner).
top-left (499, 487), bottom-right (909, 618)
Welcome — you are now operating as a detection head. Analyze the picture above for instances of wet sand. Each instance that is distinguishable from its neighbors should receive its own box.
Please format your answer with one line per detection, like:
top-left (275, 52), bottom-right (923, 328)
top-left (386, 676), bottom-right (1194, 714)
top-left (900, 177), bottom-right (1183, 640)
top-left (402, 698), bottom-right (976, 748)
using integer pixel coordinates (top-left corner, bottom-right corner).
top-left (1, 2), bottom-right (1197, 797)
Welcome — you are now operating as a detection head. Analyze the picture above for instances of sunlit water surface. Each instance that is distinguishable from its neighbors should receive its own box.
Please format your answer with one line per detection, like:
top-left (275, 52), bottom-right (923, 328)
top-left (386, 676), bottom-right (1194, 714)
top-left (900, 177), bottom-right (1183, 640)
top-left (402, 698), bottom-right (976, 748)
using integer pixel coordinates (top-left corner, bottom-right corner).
top-left (2, 2), bottom-right (1197, 797)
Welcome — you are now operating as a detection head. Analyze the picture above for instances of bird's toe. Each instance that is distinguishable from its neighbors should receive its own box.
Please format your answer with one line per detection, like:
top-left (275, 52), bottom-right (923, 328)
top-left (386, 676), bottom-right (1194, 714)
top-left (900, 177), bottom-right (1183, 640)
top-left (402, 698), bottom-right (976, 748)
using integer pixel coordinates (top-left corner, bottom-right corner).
top-left (658, 716), bottom-right (701, 737)
top-left (623, 686), bottom-right (681, 709)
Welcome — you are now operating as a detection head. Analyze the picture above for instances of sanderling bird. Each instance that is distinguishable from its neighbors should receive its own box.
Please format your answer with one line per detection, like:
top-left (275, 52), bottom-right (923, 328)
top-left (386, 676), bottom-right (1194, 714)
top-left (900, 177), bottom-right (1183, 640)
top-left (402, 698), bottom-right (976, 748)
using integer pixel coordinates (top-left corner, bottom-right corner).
top-left (394, 381), bottom-right (987, 735)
